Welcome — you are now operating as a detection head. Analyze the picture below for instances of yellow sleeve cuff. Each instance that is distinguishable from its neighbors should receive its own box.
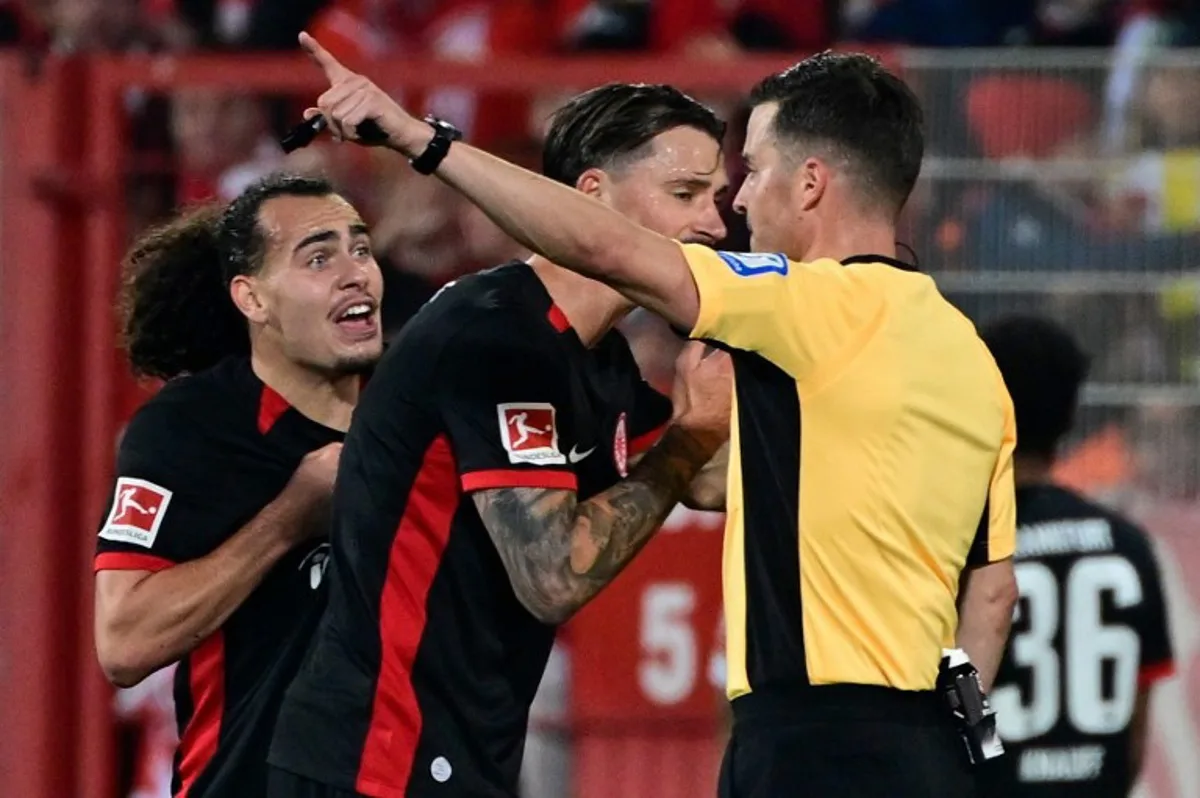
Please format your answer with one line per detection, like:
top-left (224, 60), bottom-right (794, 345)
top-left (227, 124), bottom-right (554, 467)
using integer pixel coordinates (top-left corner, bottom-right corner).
top-left (990, 524), bottom-right (1017, 562)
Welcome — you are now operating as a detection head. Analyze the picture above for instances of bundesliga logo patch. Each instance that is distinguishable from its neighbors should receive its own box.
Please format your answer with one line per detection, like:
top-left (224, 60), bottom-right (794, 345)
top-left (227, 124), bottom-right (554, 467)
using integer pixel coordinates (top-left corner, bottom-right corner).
top-left (496, 403), bottom-right (566, 466)
top-left (99, 477), bottom-right (173, 548)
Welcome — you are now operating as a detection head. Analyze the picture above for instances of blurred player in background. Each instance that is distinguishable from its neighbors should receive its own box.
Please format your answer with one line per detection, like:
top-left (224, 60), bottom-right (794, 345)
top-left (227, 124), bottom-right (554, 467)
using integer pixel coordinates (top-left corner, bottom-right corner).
top-left (93, 173), bottom-right (384, 798)
top-left (299, 35), bottom-right (1017, 797)
top-left (982, 314), bottom-right (1175, 798)
top-left (267, 82), bottom-right (731, 798)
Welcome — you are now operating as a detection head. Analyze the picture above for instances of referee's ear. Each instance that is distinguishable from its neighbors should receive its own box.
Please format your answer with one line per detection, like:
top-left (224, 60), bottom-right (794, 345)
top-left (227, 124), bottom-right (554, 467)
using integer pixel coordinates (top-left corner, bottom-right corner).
top-left (230, 274), bottom-right (269, 324)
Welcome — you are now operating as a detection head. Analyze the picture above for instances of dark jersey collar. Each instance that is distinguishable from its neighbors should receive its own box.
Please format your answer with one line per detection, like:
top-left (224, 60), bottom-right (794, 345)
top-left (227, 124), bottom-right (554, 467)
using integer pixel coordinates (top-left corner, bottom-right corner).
top-left (840, 254), bottom-right (920, 272)
top-left (506, 260), bottom-right (595, 344)
top-left (220, 356), bottom-right (347, 440)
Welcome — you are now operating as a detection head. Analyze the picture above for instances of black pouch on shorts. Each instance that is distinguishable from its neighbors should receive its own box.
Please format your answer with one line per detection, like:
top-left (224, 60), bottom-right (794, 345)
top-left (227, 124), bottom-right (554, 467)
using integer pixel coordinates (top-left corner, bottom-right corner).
top-left (937, 648), bottom-right (1005, 766)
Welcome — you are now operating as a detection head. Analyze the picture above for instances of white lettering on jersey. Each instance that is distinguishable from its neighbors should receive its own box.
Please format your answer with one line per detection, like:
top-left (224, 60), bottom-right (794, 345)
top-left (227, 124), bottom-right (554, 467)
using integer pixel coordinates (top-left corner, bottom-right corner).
top-left (1015, 518), bottom-right (1114, 559)
top-left (1018, 745), bottom-right (1106, 782)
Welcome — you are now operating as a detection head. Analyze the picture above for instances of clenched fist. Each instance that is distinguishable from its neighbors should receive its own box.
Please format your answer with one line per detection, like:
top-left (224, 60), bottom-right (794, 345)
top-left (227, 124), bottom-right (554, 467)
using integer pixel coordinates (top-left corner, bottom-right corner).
top-left (670, 341), bottom-right (733, 451)
top-left (282, 441), bottom-right (343, 542)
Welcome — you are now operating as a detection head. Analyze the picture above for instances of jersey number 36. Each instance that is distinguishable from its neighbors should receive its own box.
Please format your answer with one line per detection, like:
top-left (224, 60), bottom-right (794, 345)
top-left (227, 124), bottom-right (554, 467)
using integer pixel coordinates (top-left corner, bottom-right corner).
top-left (991, 555), bottom-right (1143, 742)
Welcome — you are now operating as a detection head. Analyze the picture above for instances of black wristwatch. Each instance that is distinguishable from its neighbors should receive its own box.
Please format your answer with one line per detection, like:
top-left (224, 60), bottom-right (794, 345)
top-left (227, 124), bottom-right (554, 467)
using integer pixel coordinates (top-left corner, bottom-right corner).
top-left (410, 116), bottom-right (463, 175)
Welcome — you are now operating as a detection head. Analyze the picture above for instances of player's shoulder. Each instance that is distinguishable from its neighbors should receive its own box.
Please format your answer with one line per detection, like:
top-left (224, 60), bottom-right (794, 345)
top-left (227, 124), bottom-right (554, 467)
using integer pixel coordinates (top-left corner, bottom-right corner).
top-left (1099, 503), bottom-right (1160, 566)
top-left (121, 357), bottom-right (259, 451)
top-left (404, 261), bottom-right (563, 353)
top-left (1016, 484), bottom-right (1158, 564)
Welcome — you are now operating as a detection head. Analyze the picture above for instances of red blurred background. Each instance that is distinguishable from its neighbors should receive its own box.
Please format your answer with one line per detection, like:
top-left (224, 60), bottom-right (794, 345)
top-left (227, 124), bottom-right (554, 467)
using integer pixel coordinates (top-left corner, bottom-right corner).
top-left (3, 2), bottom-right (1200, 798)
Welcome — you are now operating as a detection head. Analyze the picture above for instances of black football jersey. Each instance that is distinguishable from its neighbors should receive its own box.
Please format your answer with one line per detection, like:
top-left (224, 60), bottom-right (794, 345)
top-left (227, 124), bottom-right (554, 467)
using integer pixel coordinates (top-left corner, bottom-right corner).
top-left (95, 356), bottom-right (343, 798)
top-left (268, 262), bottom-right (672, 798)
top-left (984, 484), bottom-right (1174, 798)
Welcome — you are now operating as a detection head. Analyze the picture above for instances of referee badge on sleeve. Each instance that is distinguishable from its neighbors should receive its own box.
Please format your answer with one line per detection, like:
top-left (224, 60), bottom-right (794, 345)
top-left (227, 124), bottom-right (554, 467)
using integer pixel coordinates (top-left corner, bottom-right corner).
top-left (716, 251), bottom-right (789, 277)
top-left (99, 477), bottom-right (173, 548)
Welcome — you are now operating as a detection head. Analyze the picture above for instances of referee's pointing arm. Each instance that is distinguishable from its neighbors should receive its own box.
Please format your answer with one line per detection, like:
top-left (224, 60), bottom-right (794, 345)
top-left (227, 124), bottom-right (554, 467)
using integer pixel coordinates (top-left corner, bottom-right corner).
top-left (299, 32), bottom-right (701, 333)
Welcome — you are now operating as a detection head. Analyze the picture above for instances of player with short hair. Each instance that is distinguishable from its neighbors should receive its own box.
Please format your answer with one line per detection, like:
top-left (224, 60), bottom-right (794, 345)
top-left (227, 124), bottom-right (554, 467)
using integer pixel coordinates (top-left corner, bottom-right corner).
top-left (298, 36), bottom-right (1019, 798)
top-left (94, 172), bottom-right (384, 798)
top-left (266, 81), bottom-right (732, 798)
top-left (981, 314), bottom-right (1174, 798)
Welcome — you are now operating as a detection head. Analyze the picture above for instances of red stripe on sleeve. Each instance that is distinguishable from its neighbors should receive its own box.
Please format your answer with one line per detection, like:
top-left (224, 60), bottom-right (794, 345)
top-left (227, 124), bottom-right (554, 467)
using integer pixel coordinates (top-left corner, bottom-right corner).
top-left (460, 469), bottom-right (578, 492)
top-left (176, 631), bottom-right (225, 798)
top-left (1139, 660), bottom-right (1176, 688)
top-left (630, 424), bottom-right (668, 455)
top-left (356, 435), bottom-right (460, 795)
top-left (94, 552), bottom-right (175, 573)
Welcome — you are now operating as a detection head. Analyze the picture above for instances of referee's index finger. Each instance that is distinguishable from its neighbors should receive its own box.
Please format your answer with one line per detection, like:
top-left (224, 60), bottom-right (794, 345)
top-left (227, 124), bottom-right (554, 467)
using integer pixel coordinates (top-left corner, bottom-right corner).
top-left (299, 31), bottom-right (352, 82)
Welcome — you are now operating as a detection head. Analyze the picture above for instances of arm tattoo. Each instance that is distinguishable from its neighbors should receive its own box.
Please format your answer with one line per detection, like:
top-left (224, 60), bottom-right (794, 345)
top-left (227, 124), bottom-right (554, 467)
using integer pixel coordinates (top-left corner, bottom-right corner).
top-left (472, 426), bottom-right (715, 624)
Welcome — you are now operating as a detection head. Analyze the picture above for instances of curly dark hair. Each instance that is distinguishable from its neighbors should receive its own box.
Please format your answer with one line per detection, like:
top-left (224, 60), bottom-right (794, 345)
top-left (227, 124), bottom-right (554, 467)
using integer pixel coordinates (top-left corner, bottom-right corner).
top-left (119, 173), bottom-right (336, 380)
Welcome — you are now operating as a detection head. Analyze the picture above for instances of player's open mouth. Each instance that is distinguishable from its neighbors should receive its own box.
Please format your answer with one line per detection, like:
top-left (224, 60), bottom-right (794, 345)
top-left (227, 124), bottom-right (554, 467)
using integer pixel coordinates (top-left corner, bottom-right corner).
top-left (332, 298), bottom-right (379, 340)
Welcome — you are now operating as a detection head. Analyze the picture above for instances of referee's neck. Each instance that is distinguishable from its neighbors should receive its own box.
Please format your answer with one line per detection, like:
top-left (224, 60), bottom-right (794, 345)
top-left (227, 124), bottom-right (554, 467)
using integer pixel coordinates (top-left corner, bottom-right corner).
top-left (527, 255), bottom-right (632, 347)
top-left (802, 218), bottom-right (897, 264)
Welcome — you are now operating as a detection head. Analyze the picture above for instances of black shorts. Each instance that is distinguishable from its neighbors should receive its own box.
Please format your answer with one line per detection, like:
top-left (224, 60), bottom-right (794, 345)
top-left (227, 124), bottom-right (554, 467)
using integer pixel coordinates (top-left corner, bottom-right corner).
top-left (717, 685), bottom-right (978, 798)
top-left (267, 766), bottom-right (365, 798)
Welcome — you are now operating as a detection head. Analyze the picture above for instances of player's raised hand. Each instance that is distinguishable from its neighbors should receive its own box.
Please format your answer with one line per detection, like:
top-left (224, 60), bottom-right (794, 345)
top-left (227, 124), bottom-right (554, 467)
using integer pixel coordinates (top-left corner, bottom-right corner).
top-left (670, 341), bottom-right (732, 449)
top-left (298, 31), bottom-right (426, 152)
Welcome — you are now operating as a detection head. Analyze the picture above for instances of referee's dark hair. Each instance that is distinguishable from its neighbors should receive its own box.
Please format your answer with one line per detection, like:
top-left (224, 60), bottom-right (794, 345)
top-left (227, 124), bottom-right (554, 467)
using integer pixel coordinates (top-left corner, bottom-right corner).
top-left (981, 314), bottom-right (1091, 461)
top-left (749, 52), bottom-right (924, 218)
top-left (119, 173), bottom-right (336, 380)
top-left (542, 83), bottom-right (726, 187)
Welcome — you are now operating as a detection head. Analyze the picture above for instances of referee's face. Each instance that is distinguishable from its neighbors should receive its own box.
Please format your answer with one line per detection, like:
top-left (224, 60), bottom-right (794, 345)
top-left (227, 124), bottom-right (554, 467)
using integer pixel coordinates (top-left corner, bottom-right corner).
top-left (597, 125), bottom-right (729, 245)
top-left (243, 194), bottom-right (385, 376)
top-left (734, 103), bottom-right (800, 255)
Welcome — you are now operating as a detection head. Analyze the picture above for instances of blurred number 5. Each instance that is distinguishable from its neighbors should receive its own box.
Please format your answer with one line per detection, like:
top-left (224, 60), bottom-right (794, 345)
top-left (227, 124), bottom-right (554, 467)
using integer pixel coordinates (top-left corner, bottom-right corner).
top-left (639, 583), bottom-right (697, 705)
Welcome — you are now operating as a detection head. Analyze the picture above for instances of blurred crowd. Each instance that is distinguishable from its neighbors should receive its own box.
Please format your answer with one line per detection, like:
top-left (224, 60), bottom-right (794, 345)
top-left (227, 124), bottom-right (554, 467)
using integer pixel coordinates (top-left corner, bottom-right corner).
top-left (2, 2), bottom-right (1199, 326)
top-left (0, 1), bottom-right (1197, 287)
top-left (2, 2), bottom-right (1199, 325)
top-left (5, 2), bottom-right (1199, 797)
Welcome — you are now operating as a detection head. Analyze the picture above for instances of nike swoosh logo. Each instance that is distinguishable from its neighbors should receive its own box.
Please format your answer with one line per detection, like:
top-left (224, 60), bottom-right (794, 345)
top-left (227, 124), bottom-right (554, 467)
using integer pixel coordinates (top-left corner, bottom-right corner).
top-left (568, 445), bottom-right (596, 464)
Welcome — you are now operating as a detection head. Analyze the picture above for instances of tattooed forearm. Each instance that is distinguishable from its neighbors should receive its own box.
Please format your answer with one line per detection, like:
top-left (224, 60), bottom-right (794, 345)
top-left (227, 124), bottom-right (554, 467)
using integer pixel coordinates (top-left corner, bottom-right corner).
top-left (472, 425), bottom-right (718, 624)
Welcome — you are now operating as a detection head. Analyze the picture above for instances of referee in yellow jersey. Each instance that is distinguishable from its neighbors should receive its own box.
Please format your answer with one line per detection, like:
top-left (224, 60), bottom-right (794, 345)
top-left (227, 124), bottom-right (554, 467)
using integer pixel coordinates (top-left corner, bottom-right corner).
top-left (304, 36), bottom-right (1021, 798)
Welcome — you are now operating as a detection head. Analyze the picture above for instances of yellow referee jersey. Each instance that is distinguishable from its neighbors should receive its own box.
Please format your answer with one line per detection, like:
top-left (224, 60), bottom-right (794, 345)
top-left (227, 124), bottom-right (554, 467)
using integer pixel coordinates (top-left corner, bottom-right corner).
top-left (682, 244), bottom-right (1016, 699)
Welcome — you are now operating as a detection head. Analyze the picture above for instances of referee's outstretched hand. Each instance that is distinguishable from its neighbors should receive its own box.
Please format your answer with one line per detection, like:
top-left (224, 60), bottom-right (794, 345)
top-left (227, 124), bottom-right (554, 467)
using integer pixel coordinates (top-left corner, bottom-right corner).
top-left (298, 31), bottom-right (425, 152)
top-left (670, 342), bottom-right (732, 452)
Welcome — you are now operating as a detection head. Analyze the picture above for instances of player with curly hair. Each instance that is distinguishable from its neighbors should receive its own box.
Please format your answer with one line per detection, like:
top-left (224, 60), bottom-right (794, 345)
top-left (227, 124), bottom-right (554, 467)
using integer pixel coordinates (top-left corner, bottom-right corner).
top-left (94, 172), bottom-right (384, 798)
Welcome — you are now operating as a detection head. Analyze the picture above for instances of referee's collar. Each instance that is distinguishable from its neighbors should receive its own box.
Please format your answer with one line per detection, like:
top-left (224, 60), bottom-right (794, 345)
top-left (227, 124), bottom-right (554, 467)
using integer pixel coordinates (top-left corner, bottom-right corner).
top-left (841, 254), bottom-right (919, 272)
